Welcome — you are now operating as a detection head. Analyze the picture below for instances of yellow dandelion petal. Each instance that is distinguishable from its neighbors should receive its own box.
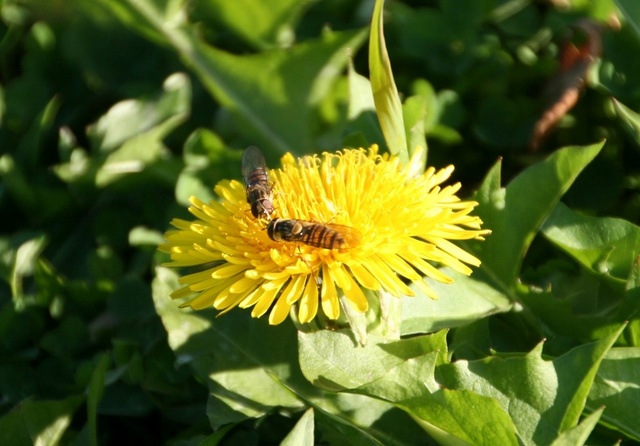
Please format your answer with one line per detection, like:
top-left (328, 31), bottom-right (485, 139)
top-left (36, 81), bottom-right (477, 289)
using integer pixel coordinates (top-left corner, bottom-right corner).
top-left (429, 236), bottom-right (483, 268)
top-left (297, 276), bottom-right (319, 323)
top-left (321, 263), bottom-right (340, 320)
top-left (239, 285), bottom-right (265, 308)
top-left (283, 275), bottom-right (307, 305)
top-left (363, 257), bottom-right (414, 298)
top-left (348, 262), bottom-right (381, 290)
top-left (377, 253), bottom-right (422, 282)
top-left (210, 263), bottom-right (249, 279)
top-left (252, 278), bottom-right (287, 318)
top-left (400, 252), bottom-right (456, 284)
top-left (215, 284), bottom-right (256, 312)
top-left (160, 145), bottom-right (489, 325)
top-left (329, 263), bottom-right (354, 292)
top-left (229, 275), bottom-right (260, 294)
top-left (413, 278), bottom-right (439, 300)
top-left (339, 267), bottom-right (368, 312)
top-left (188, 280), bottom-right (233, 309)
top-left (269, 291), bottom-right (292, 325)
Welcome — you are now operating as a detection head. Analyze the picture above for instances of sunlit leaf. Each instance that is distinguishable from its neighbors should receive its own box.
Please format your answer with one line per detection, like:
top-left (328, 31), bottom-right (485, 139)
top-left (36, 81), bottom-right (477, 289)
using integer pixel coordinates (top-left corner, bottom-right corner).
top-left (191, 0), bottom-right (311, 49)
top-left (369, 0), bottom-right (408, 162)
top-left (550, 408), bottom-right (604, 446)
top-left (0, 396), bottom-right (84, 446)
top-left (299, 330), bottom-right (519, 445)
top-left (281, 408), bottom-right (314, 446)
top-left (587, 347), bottom-right (640, 441)
top-left (438, 326), bottom-right (623, 445)
top-left (471, 142), bottom-right (604, 288)
top-left (401, 269), bottom-right (512, 336)
top-left (542, 201), bottom-right (640, 281)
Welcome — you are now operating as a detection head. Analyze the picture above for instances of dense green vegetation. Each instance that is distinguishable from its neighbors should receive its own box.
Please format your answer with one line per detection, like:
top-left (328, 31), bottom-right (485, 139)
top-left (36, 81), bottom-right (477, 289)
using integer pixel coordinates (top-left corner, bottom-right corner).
top-left (2, 0), bottom-right (640, 444)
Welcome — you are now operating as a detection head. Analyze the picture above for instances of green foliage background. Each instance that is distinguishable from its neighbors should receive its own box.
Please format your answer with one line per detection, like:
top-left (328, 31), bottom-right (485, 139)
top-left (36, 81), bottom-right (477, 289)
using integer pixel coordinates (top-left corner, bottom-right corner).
top-left (1, 0), bottom-right (640, 444)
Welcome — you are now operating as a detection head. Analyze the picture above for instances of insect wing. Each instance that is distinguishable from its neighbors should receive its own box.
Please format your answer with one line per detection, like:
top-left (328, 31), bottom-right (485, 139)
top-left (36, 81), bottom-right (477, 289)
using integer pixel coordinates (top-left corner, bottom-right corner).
top-left (324, 223), bottom-right (362, 248)
top-left (241, 146), bottom-right (269, 186)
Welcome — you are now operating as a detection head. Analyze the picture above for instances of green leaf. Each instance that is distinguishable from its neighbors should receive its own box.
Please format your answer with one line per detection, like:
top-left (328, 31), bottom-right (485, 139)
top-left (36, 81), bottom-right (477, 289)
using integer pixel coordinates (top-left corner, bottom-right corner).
top-left (153, 268), bottom-right (421, 443)
top-left (623, 259), bottom-right (640, 347)
top-left (587, 347), bottom-right (640, 441)
top-left (616, 0), bottom-right (640, 41)
top-left (152, 267), bottom-right (304, 428)
top-left (344, 66), bottom-right (384, 149)
top-left (175, 129), bottom-right (241, 206)
top-left (191, 0), bottom-right (310, 49)
top-left (402, 94), bottom-right (428, 175)
top-left (299, 330), bottom-right (519, 445)
top-left (53, 73), bottom-right (191, 188)
top-left (10, 235), bottom-right (47, 307)
top-left (403, 391), bottom-right (519, 446)
top-left (438, 325), bottom-right (624, 445)
top-left (550, 407), bottom-right (604, 446)
top-left (542, 201), bottom-right (640, 281)
top-left (369, 0), bottom-right (408, 162)
top-left (106, 0), bottom-right (367, 154)
top-left (281, 408), bottom-right (315, 446)
top-left (87, 353), bottom-right (110, 446)
top-left (187, 30), bottom-right (367, 154)
top-left (611, 98), bottom-right (640, 147)
top-left (472, 142), bottom-right (605, 289)
top-left (400, 269), bottom-right (512, 336)
top-left (299, 329), bottom-right (447, 394)
top-left (0, 396), bottom-right (84, 446)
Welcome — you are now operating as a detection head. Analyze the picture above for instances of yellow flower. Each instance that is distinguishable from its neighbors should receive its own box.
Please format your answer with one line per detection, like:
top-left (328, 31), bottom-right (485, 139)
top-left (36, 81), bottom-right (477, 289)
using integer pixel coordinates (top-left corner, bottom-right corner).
top-left (159, 146), bottom-right (490, 325)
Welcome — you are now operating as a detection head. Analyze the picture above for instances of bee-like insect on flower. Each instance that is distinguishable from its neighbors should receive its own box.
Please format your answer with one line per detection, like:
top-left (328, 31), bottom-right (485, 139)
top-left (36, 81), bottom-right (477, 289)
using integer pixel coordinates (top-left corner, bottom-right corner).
top-left (267, 218), bottom-right (361, 250)
top-left (241, 146), bottom-right (275, 221)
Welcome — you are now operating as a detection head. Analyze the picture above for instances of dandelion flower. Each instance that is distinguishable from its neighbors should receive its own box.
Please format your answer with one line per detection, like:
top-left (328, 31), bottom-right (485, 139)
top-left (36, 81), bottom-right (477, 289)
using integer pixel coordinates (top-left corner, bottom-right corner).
top-left (159, 146), bottom-right (490, 325)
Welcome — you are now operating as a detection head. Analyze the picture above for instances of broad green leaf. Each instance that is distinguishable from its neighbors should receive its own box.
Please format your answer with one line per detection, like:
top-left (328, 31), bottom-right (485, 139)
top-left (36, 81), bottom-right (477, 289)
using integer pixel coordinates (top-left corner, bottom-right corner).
top-left (153, 267), bottom-right (406, 444)
top-left (438, 326), bottom-right (624, 446)
top-left (298, 330), bottom-right (518, 445)
top-left (400, 269), bottom-right (512, 336)
top-left (519, 269), bottom-right (629, 345)
top-left (549, 407), bottom-right (604, 446)
top-left (472, 142), bottom-right (604, 290)
top-left (0, 396), bottom-right (84, 446)
top-left (152, 268), bottom-right (305, 427)
top-left (281, 408), bottom-right (314, 446)
top-left (299, 329), bottom-right (448, 393)
top-left (184, 30), bottom-right (367, 155)
top-left (403, 391), bottom-right (519, 446)
top-left (616, 0), bottom-right (640, 41)
top-left (518, 238), bottom-right (640, 346)
top-left (191, 0), bottom-right (310, 49)
top-left (587, 347), bottom-right (640, 441)
top-left (107, 0), bottom-right (366, 154)
top-left (542, 201), bottom-right (640, 281)
top-left (369, 0), bottom-right (408, 162)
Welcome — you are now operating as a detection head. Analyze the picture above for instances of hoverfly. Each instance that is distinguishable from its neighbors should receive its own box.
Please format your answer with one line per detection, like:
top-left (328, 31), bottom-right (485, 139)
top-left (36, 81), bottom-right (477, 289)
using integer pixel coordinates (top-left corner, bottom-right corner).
top-left (241, 146), bottom-right (275, 220)
top-left (267, 218), bottom-right (361, 250)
